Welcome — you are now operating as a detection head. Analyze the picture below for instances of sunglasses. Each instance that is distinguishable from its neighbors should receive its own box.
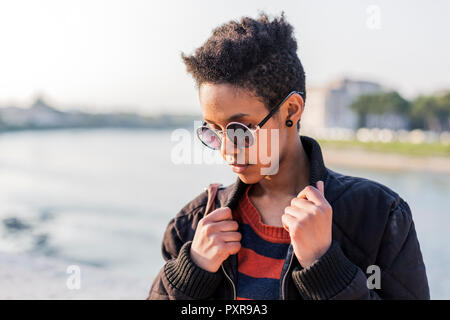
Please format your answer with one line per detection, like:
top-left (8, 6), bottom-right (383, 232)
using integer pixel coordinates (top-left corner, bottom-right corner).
top-left (196, 91), bottom-right (303, 150)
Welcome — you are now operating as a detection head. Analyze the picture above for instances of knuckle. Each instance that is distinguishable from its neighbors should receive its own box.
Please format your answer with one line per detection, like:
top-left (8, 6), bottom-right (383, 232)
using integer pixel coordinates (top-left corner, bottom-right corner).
top-left (209, 208), bottom-right (221, 217)
top-left (211, 245), bottom-right (221, 257)
top-left (326, 204), bottom-right (332, 213)
top-left (222, 207), bottom-right (232, 217)
top-left (203, 224), bottom-right (213, 236)
top-left (209, 233), bottom-right (219, 243)
top-left (231, 242), bottom-right (241, 252)
top-left (198, 218), bottom-right (206, 228)
top-left (290, 198), bottom-right (297, 206)
top-left (318, 204), bottom-right (331, 215)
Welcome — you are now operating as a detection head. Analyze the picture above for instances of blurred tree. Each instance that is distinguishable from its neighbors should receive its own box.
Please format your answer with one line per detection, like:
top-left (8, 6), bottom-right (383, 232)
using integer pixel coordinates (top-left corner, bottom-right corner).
top-left (435, 92), bottom-right (450, 131)
top-left (411, 92), bottom-right (450, 131)
top-left (350, 91), bottom-right (410, 128)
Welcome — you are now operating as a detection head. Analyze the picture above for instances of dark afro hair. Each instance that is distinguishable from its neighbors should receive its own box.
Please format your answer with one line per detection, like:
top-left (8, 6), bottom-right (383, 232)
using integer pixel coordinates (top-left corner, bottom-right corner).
top-left (181, 12), bottom-right (306, 115)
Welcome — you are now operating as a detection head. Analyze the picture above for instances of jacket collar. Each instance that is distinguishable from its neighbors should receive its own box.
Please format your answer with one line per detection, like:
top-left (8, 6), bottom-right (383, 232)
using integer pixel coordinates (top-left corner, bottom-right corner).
top-left (218, 135), bottom-right (329, 210)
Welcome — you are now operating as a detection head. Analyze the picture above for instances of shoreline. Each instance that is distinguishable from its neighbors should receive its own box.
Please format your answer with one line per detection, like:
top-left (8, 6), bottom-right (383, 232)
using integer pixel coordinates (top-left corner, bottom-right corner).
top-left (321, 146), bottom-right (450, 173)
top-left (1, 128), bottom-right (448, 173)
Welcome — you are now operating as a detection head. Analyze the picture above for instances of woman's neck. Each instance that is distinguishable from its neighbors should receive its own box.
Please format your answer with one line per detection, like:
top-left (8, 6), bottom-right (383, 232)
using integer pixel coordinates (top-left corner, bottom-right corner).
top-left (251, 136), bottom-right (310, 199)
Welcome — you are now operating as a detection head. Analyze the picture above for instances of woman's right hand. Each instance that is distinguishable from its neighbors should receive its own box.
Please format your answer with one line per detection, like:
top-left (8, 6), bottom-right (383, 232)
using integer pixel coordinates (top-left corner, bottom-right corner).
top-left (190, 207), bottom-right (241, 273)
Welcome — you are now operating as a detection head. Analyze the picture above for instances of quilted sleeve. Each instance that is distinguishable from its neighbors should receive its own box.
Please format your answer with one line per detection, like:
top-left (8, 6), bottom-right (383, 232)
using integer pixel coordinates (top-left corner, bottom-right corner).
top-left (292, 198), bottom-right (430, 300)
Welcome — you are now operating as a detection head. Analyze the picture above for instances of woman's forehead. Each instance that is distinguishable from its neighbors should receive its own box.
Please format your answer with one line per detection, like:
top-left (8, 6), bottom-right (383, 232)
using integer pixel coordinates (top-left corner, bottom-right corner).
top-left (199, 83), bottom-right (266, 122)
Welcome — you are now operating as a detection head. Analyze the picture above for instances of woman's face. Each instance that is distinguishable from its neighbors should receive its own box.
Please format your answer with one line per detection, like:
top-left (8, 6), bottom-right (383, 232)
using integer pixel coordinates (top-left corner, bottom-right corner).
top-left (199, 83), bottom-right (295, 184)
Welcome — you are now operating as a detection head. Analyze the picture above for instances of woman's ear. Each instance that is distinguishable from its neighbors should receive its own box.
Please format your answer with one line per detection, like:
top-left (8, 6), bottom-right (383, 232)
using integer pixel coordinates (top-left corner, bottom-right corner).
top-left (285, 93), bottom-right (304, 123)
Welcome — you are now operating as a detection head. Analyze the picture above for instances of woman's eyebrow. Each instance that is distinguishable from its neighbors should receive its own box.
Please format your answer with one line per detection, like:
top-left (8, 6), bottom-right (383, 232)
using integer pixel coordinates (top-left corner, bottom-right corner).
top-left (204, 113), bottom-right (250, 125)
top-left (228, 113), bottom-right (250, 122)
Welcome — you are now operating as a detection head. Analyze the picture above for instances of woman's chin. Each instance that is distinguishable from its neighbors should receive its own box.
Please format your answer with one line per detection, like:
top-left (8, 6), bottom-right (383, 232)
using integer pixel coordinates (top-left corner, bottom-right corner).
top-left (234, 165), bottom-right (266, 184)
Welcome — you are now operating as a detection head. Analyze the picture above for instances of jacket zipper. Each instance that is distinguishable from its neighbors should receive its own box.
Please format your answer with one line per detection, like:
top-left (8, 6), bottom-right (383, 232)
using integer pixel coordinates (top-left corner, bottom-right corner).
top-left (221, 264), bottom-right (236, 300)
top-left (281, 247), bottom-right (294, 300)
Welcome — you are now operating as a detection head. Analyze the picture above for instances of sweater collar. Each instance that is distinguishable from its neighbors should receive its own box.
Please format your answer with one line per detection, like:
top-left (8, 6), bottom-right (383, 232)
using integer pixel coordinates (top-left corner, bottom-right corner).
top-left (220, 135), bottom-right (329, 210)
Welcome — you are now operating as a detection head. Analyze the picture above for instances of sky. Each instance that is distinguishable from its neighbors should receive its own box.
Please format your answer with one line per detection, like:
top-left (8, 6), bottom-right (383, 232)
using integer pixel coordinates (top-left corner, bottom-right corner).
top-left (0, 0), bottom-right (449, 115)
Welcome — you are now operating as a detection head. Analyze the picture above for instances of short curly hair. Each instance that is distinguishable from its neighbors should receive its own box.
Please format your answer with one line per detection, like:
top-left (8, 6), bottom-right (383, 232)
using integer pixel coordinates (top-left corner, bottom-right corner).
top-left (181, 12), bottom-right (306, 117)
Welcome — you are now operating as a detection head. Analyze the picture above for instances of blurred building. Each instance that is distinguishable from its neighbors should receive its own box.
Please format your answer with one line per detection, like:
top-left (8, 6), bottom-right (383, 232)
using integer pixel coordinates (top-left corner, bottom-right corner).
top-left (0, 96), bottom-right (198, 130)
top-left (302, 78), bottom-right (383, 130)
top-left (0, 98), bottom-right (65, 128)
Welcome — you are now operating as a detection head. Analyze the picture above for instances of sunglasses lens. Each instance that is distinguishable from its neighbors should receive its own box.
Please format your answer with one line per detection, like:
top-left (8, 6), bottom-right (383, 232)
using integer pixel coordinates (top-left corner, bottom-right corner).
top-left (226, 123), bottom-right (254, 148)
top-left (197, 127), bottom-right (221, 150)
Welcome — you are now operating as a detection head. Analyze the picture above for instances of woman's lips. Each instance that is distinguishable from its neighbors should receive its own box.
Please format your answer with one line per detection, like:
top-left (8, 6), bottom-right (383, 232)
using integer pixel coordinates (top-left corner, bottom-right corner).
top-left (230, 163), bottom-right (250, 173)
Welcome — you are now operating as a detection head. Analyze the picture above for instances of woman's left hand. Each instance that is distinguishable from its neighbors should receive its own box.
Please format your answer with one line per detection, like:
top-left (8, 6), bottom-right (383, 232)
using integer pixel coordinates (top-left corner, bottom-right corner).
top-left (282, 180), bottom-right (333, 269)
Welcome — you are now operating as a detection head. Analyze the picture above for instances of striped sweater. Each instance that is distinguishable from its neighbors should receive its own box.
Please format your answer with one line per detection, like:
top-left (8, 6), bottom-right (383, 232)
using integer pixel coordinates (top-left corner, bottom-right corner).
top-left (233, 184), bottom-right (291, 300)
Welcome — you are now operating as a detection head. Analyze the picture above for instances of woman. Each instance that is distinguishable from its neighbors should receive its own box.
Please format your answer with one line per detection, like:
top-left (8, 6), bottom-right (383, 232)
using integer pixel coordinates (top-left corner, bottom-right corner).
top-left (148, 12), bottom-right (429, 300)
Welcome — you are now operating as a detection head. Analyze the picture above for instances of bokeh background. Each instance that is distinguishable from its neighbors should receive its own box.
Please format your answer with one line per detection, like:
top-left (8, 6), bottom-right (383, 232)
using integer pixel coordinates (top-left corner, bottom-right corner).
top-left (0, 0), bottom-right (449, 299)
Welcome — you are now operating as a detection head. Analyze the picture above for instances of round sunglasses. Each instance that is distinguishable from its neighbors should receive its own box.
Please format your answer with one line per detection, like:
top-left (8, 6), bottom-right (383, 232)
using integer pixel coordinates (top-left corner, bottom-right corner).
top-left (196, 91), bottom-right (303, 150)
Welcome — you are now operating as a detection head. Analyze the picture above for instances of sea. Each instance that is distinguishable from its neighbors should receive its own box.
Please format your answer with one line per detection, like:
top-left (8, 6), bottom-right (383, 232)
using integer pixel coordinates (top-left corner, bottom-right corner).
top-left (0, 128), bottom-right (448, 299)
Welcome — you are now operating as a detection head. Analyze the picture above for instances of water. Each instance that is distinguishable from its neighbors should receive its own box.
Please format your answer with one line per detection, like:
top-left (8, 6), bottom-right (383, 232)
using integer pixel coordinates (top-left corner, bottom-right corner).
top-left (0, 128), bottom-right (448, 299)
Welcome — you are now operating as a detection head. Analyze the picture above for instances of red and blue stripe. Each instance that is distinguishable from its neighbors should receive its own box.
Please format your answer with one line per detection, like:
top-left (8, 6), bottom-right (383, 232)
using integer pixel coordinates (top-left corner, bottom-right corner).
top-left (233, 185), bottom-right (291, 300)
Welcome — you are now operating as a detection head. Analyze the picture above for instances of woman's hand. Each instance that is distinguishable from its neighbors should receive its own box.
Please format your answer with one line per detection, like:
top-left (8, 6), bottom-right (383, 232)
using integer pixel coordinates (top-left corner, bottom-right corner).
top-left (282, 181), bottom-right (333, 269)
top-left (190, 207), bottom-right (241, 273)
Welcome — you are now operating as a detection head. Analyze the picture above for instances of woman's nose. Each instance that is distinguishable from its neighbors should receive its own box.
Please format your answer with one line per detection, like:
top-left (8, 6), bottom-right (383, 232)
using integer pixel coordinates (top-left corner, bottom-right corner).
top-left (220, 133), bottom-right (240, 159)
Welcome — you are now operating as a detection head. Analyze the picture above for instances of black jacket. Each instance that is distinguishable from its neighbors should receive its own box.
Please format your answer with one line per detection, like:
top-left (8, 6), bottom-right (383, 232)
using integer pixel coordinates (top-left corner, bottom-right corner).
top-left (148, 135), bottom-right (430, 300)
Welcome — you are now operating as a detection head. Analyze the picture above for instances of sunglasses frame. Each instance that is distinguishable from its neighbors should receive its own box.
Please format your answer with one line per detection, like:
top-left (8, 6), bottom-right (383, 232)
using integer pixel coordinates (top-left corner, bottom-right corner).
top-left (196, 90), bottom-right (304, 150)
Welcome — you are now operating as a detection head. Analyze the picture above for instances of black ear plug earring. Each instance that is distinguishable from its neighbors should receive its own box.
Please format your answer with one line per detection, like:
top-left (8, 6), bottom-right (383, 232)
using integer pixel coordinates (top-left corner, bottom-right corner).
top-left (285, 119), bottom-right (293, 127)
